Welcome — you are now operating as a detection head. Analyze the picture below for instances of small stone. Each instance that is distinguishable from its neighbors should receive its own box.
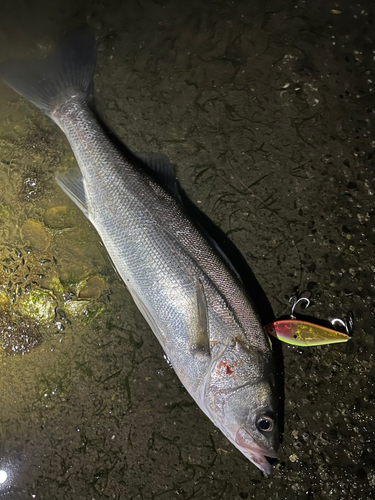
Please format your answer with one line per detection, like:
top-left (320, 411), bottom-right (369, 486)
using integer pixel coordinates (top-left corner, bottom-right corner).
top-left (78, 276), bottom-right (105, 299)
top-left (64, 300), bottom-right (105, 323)
top-left (19, 288), bottom-right (57, 324)
top-left (22, 219), bottom-right (53, 252)
top-left (44, 205), bottom-right (76, 229)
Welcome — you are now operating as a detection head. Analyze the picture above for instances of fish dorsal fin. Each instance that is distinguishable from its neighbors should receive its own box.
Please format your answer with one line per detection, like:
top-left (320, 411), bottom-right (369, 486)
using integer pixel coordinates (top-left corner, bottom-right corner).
top-left (134, 152), bottom-right (180, 201)
top-left (136, 153), bottom-right (242, 284)
top-left (190, 277), bottom-right (211, 358)
top-left (195, 221), bottom-right (243, 283)
top-left (55, 167), bottom-right (88, 217)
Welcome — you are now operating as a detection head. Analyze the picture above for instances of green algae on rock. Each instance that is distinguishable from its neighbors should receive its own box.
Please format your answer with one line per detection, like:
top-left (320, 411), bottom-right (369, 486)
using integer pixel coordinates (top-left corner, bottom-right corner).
top-left (50, 276), bottom-right (65, 296)
top-left (63, 299), bottom-right (105, 323)
top-left (19, 288), bottom-right (57, 324)
top-left (0, 291), bottom-right (11, 311)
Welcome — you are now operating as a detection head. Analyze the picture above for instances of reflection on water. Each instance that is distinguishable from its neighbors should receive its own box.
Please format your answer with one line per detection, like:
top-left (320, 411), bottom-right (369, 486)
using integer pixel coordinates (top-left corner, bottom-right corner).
top-left (0, 0), bottom-right (374, 499)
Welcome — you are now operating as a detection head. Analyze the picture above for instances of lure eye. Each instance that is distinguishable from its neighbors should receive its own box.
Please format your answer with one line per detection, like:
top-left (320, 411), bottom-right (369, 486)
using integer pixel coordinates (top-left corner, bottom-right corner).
top-left (257, 415), bottom-right (274, 432)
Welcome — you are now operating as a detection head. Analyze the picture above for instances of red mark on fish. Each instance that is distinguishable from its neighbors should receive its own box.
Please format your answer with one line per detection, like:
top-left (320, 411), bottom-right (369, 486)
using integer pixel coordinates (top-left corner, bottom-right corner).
top-left (218, 361), bottom-right (234, 375)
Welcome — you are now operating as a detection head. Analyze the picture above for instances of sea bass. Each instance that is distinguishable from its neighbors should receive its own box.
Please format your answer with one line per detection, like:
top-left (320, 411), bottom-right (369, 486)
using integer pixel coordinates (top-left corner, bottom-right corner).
top-left (1, 27), bottom-right (279, 474)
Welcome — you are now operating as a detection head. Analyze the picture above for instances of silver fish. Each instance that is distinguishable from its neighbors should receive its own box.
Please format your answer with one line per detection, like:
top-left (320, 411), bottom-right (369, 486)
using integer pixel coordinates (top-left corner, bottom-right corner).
top-left (1, 27), bottom-right (279, 474)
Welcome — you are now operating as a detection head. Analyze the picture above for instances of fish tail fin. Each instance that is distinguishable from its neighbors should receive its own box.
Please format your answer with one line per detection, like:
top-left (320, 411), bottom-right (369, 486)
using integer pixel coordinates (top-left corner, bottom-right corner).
top-left (0, 26), bottom-right (96, 119)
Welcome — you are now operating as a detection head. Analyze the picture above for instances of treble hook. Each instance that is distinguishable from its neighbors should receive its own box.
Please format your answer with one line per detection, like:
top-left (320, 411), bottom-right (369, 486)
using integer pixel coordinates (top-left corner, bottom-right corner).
top-left (265, 292), bottom-right (353, 346)
top-left (331, 311), bottom-right (354, 336)
top-left (290, 297), bottom-right (311, 319)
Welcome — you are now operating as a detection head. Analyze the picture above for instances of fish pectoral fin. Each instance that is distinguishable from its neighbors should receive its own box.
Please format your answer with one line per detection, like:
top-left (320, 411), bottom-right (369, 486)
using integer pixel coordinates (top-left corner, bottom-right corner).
top-left (189, 278), bottom-right (211, 358)
top-left (134, 152), bottom-right (180, 201)
top-left (55, 167), bottom-right (88, 217)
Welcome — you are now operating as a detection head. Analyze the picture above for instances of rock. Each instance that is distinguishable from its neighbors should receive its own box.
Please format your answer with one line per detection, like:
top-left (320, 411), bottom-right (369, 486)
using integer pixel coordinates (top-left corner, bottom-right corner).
top-left (19, 288), bottom-right (57, 324)
top-left (22, 219), bottom-right (53, 252)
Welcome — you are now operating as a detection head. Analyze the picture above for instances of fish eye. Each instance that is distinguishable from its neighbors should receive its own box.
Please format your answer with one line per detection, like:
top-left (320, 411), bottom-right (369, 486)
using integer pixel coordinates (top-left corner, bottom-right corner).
top-left (256, 415), bottom-right (274, 432)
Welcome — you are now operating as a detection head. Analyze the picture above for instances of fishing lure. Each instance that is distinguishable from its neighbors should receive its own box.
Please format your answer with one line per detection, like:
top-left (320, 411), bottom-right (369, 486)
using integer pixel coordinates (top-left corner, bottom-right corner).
top-left (265, 297), bottom-right (352, 347)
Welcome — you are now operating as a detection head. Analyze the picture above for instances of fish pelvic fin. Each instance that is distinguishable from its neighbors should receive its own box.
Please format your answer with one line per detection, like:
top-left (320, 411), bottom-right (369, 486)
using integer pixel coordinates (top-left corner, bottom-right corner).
top-left (0, 26), bottom-right (95, 119)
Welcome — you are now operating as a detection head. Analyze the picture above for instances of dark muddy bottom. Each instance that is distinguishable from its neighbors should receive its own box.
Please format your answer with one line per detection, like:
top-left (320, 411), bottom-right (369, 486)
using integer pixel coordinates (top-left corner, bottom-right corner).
top-left (0, 1), bottom-right (373, 499)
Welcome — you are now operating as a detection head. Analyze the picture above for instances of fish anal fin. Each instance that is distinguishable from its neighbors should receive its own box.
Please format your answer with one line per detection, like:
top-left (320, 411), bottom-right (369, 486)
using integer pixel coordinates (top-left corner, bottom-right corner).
top-left (55, 167), bottom-right (88, 217)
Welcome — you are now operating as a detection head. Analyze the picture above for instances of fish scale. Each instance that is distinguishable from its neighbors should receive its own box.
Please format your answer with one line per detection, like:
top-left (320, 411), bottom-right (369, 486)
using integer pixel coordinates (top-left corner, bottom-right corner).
top-left (0, 26), bottom-right (279, 474)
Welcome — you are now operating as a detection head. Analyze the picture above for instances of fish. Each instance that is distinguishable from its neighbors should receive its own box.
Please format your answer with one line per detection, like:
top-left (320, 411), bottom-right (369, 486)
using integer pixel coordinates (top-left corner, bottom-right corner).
top-left (0, 27), bottom-right (279, 474)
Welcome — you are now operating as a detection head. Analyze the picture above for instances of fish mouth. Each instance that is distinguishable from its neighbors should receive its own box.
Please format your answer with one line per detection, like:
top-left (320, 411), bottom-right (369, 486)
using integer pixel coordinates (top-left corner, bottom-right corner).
top-left (235, 427), bottom-right (278, 475)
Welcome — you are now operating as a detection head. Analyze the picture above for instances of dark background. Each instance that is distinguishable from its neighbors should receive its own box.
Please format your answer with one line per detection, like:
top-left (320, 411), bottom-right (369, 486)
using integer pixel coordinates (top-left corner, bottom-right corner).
top-left (0, 1), bottom-right (374, 499)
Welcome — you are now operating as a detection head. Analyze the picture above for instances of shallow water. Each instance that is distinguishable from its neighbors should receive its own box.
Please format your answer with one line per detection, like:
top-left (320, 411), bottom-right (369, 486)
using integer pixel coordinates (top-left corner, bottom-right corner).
top-left (0, 0), bottom-right (374, 499)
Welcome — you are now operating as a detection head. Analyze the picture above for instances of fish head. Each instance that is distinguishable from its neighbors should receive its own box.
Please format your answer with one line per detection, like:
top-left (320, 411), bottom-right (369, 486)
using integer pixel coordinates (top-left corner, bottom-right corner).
top-left (202, 339), bottom-right (279, 474)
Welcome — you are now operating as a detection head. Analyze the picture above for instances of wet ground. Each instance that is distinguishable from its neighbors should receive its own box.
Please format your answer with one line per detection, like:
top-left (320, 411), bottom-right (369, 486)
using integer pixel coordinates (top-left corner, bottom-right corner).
top-left (0, 0), bottom-right (374, 499)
